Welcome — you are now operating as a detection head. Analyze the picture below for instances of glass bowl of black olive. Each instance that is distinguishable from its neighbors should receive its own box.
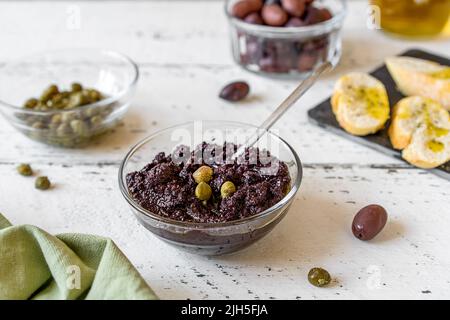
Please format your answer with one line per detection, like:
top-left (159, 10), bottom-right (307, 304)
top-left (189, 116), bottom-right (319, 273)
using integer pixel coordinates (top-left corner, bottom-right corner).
top-left (0, 49), bottom-right (139, 147)
top-left (119, 121), bottom-right (303, 256)
top-left (225, 0), bottom-right (347, 78)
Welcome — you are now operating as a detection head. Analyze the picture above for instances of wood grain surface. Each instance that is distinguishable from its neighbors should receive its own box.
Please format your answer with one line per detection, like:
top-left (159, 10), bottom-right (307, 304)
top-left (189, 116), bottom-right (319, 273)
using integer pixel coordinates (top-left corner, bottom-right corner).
top-left (0, 0), bottom-right (449, 299)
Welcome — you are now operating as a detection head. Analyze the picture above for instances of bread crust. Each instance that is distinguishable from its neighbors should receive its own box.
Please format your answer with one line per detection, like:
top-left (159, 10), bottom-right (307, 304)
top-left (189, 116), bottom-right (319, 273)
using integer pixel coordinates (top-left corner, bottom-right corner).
top-left (402, 151), bottom-right (442, 169)
top-left (388, 98), bottom-right (416, 149)
top-left (386, 57), bottom-right (450, 111)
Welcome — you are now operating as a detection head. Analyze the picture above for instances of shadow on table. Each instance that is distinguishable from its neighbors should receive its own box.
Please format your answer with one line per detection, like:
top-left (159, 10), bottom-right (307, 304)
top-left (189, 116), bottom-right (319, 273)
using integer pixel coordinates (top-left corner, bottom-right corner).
top-left (213, 193), bottom-right (352, 265)
top-left (84, 107), bottom-right (158, 153)
top-left (213, 190), bottom-right (403, 266)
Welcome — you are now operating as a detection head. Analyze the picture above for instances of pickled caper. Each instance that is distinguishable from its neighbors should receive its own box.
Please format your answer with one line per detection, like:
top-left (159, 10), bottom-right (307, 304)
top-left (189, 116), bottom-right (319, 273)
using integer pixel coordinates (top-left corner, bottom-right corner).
top-left (195, 182), bottom-right (212, 201)
top-left (71, 82), bottom-right (83, 92)
top-left (50, 93), bottom-right (66, 109)
top-left (34, 101), bottom-right (47, 111)
top-left (21, 83), bottom-right (107, 147)
top-left (67, 92), bottom-right (86, 109)
top-left (87, 89), bottom-right (102, 102)
top-left (220, 181), bottom-right (236, 198)
top-left (308, 268), bottom-right (331, 287)
top-left (35, 176), bottom-right (51, 190)
top-left (40, 84), bottom-right (59, 102)
top-left (193, 166), bottom-right (213, 184)
top-left (24, 98), bottom-right (38, 109)
top-left (51, 93), bottom-right (64, 103)
top-left (17, 163), bottom-right (33, 176)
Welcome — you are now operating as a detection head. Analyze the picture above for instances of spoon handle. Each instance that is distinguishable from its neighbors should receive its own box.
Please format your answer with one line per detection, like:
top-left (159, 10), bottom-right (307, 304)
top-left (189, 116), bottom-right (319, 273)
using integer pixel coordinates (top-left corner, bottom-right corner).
top-left (234, 61), bottom-right (332, 158)
top-left (259, 61), bottom-right (332, 133)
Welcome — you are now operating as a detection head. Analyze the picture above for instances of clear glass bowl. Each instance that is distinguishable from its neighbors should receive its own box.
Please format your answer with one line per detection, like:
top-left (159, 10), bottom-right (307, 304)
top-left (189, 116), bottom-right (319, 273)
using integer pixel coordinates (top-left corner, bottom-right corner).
top-left (0, 49), bottom-right (139, 147)
top-left (225, 0), bottom-right (347, 78)
top-left (119, 121), bottom-right (303, 256)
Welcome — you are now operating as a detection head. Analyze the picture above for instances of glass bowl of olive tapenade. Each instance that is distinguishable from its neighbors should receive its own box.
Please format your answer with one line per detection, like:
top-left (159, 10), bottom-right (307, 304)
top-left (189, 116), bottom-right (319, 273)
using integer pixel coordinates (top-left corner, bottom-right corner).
top-left (0, 49), bottom-right (138, 147)
top-left (119, 121), bottom-right (303, 256)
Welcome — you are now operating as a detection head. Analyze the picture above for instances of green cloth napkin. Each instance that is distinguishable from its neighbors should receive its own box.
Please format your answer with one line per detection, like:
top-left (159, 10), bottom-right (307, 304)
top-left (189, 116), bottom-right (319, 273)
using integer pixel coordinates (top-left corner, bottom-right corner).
top-left (0, 213), bottom-right (157, 300)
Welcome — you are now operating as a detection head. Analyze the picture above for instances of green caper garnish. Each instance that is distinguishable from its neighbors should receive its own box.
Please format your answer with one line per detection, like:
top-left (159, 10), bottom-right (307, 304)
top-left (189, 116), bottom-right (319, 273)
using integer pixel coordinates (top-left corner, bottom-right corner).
top-left (51, 93), bottom-right (63, 103)
top-left (220, 181), bottom-right (236, 198)
top-left (24, 98), bottom-right (38, 109)
top-left (40, 84), bottom-right (59, 102)
top-left (71, 82), bottom-right (83, 92)
top-left (35, 176), bottom-right (51, 190)
top-left (50, 93), bottom-right (66, 109)
top-left (193, 165), bottom-right (213, 184)
top-left (195, 182), bottom-right (212, 201)
top-left (87, 89), bottom-right (102, 102)
top-left (67, 92), bottom-right (86, 109)
top-left (17, 163), bottom-right (33, 176)
top-left (35, 101), bottom-right (47, 111)
top-left (308, 268), bottom-right (331, 287)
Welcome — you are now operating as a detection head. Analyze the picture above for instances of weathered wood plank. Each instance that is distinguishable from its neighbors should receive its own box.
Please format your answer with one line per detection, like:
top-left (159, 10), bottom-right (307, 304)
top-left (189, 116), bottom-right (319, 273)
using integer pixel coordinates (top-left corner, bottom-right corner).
top-left (1, 163), bottom-right (448, 299)
top-left (0, 2), bottom-right (447, 167)
top-left (0, 64), bottom-right (407, 166)
top-left (0, 0), bottom-right (449, 300)
top-left (0, 1), bottom-right (447, 65)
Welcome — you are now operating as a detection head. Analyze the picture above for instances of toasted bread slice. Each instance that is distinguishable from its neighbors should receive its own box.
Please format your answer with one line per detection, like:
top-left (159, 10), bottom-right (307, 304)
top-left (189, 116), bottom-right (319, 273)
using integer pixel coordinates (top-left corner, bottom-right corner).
top-left (403, 125), bottom-right (450, 169)
top-left (331, 72), bottom-right (390, 136)
top-left (389, 96), bottom-right (450, 149)
top-left (386, 57), bottom-right (450, 110)
top-left (389, 96), bottom-right (450, 169)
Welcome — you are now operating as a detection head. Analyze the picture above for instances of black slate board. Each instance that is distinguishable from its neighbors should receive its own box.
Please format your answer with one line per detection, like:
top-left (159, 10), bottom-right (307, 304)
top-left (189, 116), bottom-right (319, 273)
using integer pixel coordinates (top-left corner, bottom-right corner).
top-left (308, 49), bottom-right (450, 180)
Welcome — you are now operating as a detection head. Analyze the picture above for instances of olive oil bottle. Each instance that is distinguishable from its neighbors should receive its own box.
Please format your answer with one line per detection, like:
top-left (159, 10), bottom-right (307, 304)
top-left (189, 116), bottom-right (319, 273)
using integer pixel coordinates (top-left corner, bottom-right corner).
top-left (370, 0), bottom-right (450, 38)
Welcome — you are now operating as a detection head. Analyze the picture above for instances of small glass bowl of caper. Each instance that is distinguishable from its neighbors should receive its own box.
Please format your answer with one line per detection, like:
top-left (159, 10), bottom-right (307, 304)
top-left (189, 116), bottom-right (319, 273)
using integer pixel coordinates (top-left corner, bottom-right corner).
top-left (0, 49), bottom-right (139, 147)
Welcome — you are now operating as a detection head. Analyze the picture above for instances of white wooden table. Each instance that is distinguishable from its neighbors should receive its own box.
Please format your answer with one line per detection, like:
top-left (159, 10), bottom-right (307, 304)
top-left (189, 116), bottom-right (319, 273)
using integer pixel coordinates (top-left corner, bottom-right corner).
top-left (1, 0), bottom-right (449, 300)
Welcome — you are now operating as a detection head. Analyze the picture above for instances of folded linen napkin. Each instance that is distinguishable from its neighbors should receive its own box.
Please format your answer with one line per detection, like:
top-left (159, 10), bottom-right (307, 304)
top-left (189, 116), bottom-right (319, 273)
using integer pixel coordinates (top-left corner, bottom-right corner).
top-left (0, 213), bottom-right (157, 300)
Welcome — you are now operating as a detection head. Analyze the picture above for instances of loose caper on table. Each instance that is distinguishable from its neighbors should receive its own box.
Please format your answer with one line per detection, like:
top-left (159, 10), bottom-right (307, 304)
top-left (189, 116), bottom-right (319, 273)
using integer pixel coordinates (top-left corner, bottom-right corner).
top-left (17, 163), bottom-right (33, 176)
top-left (308, 267), bottom-right (331, 287)
top-left (35, 176), bottom-right (51, 190)
top-left (21, 83), bottom-right (112, 147)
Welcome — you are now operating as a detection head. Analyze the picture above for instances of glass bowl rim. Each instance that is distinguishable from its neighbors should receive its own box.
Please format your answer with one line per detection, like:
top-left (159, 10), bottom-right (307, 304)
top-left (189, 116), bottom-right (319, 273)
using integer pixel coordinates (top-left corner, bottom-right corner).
top-left (0, 48), bottom-right (139, 115)
top-left (224, 0), bottom-right (347, 35)
top-left (118, 120), bottom-right (303, 229)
